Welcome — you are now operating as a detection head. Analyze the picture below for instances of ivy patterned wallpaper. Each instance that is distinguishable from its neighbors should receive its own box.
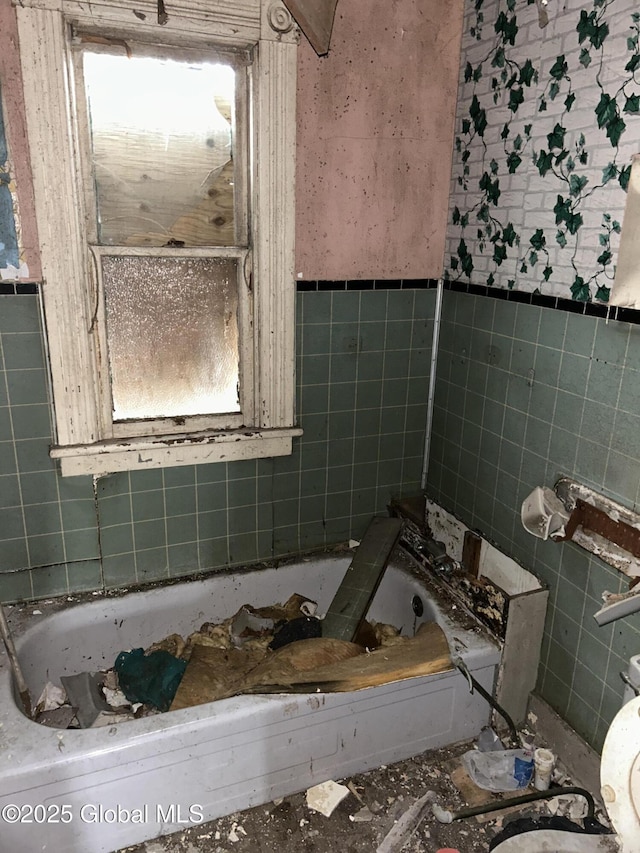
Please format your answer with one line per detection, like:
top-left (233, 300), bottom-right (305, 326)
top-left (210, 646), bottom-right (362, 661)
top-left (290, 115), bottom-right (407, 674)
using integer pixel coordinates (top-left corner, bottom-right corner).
top-left (445, 0), bottom-right (640, 302)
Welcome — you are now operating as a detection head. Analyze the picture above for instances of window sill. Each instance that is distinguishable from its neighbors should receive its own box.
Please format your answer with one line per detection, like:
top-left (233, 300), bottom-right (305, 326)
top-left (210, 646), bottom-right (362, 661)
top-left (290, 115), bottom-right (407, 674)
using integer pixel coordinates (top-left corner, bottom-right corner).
top-left (50, 427), bottom-right (304, 477)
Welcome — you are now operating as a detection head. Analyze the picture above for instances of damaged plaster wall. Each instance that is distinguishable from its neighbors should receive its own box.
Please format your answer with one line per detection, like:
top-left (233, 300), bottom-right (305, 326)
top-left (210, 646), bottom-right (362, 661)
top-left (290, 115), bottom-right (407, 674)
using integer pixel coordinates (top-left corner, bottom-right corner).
top-left (295, 0), bottom-right (464, 280)
top-left (0, 0), bottom-right (39, 282)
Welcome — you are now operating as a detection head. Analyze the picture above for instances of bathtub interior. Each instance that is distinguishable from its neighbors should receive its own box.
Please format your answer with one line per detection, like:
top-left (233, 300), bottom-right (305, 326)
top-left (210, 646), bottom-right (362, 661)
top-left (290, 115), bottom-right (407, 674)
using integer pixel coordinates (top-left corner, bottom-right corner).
top-left (13, 552), bottom-right (480, 709)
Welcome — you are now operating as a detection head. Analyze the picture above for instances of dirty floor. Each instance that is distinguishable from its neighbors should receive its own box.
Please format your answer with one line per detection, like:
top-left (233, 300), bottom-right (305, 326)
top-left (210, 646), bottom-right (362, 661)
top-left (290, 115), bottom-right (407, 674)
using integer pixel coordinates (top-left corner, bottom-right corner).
top-left (116, 738), bottom-right (600, 853)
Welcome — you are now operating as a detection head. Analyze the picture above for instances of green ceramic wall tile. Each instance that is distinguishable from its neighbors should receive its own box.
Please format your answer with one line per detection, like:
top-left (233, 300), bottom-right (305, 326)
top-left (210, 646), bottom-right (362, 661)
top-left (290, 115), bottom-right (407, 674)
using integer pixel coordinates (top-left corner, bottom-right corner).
top-left (332, 291), bottom-right (362, 323)
top-left (198, 537), bottom-right (228, 570)
top-left (64, 528), bottom-right (100, 561)
top-left (0, 407), bottom-right (11, 442)
top-left (2, 506), bottom-right (25, 540)
top-left (604, 450), bottom-right (640, 502)
top-left (565, 314), bottom-right (597, 357)
top-left (537, 309), bottom-right (567, 351)
top-left (323, 491), bottom-right (351, 521)
top-left (31, 563), bottom-right (69, 598)
top-left (229, 532), bottom-right (259, 566)
top-left (100, 523), bottom-right (134, 557)
top-left (540, 669), bottom-right (571, 717)
top-left (1, 571), bottom-right (33, 603)
top-left (594, 321), bottom-right (629, 367)
top-left (1, 538), bottom-right (29, 573)
top-left (300, 442), bottom-right (329, 472)
top-left (194, 461), bottom-right (228, 484)
top-left (102, 553), bottom-right (136, 588)
top-left (23, 502), bottom-right (62, 537)
top-left (0, 443), bottom-right (17, 477)
top-left (534, 346), bottom-right (561, 389)
top-left (97, 494), bottom-right (132, 528)
top-left (553, 389), bottom-right (585, 430)
top-left (136, 548), bottom-right (169, 582)
top-left (65, 559), bottom-right (103, 592)
top-left (385, 321), bottom-right (414, 352)
top-left (385, 290), bottom-right (415, 321)
top-left (557, 353), bottom-right (590, 396)
top-left (491, 301), bottom-right (518, 339)
top-left (566, 693), bottom-right (598, 748)
top-left (301, 291), bottom-right (332, 325)
top-left (14, 438), bottom-right (55, 473)
top-left (96, 472), bottom-right (130, 498)
top-left (332, 322), bottom-right (361, 355)
top-left (11, 404), bottom-right (52, 441)
top-left (524, 415), bottom-right (551, 458)
top-left (6, 369), bottom-right (49, 406)
top-left (3, 333), bottom-right (46, 370)
top-left (359, 321), bottom-right (387, 354)
top-left (197, 481), bottom-right (227, 512)
top-left (60, 498), bottom-right (98, 532)
top-left (330, 355), bottom-right (358, 385)
top-left (300, 383), bottom-right (328, 416)
top-left (586, 360), bottom-right (622, 407)
top-left (28, 532), bottom-right (65, 567)
top-left (298, 467), bottom-right (325, 498)
top-left (356, 380), bottom-right (383, 409)
top-left (514, 304), bottom-right (541, 344)
top-left (164, 465), bottom-right (196, 489)
top-left (359, 290), bottom-right (388, 322)
top-left (20, 471), bottom-right (58, 504)
top-left (166, 514), bottom-right (197, 544)
top-left (357, 349), bottom-right (385, 382)
top-left (167, 542), bottom-right (200, 572)
top-left (129, 469), bottom-right (164, 492)
top-left (298, 493), bottom-right (325, 524)
top-left (301, 354), bottom-right (331, 385)
top-left (131, 490), bottom-right (165, 522)
top-left (165, 485), bottom-right (197, 517)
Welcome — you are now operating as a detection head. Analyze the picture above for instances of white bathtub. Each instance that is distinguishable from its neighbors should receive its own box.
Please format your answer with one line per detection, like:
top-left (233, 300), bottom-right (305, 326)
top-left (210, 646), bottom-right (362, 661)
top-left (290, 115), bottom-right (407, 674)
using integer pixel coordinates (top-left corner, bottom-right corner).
top-left (0, 552), bottom-right (500, 853)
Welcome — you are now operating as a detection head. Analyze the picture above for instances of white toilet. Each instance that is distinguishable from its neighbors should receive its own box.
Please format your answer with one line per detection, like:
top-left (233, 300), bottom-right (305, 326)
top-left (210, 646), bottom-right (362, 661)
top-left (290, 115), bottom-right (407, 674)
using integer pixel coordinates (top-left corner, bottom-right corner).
top-left (491, 694), bottom-right (640, 853)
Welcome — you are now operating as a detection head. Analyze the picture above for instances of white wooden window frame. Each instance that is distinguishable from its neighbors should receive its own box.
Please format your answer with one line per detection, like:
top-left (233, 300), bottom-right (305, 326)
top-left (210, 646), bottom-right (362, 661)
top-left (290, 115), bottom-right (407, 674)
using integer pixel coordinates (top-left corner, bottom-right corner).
top-left (16, 0), bottom-right (302, 476)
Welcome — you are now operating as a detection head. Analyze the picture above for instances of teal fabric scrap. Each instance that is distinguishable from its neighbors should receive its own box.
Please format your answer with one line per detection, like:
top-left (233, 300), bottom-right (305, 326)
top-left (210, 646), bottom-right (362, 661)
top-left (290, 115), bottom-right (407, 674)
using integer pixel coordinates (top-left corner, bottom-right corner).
top-left (114, 648), bottom-right (187, 712)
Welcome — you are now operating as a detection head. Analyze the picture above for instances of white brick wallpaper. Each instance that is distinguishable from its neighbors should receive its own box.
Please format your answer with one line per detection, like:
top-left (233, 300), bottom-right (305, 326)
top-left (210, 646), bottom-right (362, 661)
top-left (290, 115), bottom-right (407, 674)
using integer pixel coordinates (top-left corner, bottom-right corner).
top-left (445, 0), bottom-right (640, 302)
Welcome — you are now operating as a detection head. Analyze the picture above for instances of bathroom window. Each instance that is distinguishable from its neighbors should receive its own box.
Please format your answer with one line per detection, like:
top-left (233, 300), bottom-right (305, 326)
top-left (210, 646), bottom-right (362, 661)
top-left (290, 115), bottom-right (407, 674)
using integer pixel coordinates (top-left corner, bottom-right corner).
top-left (16, 0), bottom-right (301, 475)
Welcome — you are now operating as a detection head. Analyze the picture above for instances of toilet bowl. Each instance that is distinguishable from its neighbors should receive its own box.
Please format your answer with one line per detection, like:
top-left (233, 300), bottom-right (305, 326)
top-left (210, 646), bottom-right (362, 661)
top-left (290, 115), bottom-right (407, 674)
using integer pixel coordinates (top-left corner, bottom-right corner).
top-left (491, 695), bottom-right (640, 853)
top-left (599, 693), bottom-right (640, 851)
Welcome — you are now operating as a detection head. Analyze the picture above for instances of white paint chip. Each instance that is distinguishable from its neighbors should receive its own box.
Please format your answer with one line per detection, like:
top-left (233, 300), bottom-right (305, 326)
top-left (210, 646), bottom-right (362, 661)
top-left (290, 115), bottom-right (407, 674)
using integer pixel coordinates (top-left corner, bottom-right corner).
top-left (306, 780), bottom-right (350, 817)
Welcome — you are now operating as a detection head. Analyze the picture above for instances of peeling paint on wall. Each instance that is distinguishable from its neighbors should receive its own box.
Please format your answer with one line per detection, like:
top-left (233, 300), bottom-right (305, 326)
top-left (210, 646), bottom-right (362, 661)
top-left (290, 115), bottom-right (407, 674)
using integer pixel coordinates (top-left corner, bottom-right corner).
top-left (0, 0), bottom-right (40, 282)
top-left (0, 82), bottom-right (24, 280)
top-left (295, 0), bottom-right (465, 280)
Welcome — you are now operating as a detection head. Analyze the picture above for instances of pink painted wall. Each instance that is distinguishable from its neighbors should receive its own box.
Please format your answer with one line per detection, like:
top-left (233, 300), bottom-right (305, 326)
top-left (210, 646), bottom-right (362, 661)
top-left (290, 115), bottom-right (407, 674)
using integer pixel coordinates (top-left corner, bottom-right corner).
top-left (1, 0), bottom-right (462, 284)
top-left (0, 0), bottom-right (40, 280)
top-left (295, 0), bottom-right (464, 281)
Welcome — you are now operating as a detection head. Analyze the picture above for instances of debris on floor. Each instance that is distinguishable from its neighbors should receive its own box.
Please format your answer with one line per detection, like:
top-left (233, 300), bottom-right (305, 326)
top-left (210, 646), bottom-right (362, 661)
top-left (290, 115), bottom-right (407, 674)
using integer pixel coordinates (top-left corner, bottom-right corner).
top-left (306, 780), bottom-right (350, 817)
top-left (114, 731), bottom-right (609, 853)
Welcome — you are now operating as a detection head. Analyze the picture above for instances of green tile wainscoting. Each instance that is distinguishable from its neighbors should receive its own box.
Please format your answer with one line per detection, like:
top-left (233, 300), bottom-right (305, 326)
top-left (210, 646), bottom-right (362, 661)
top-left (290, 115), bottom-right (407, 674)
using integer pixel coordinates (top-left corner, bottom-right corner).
top-left (427, 287), bottom-right (640, 753)
top-left (0, 285), bottom-right (434, 598)
top-left (3, 284), bottom-right (640, 753)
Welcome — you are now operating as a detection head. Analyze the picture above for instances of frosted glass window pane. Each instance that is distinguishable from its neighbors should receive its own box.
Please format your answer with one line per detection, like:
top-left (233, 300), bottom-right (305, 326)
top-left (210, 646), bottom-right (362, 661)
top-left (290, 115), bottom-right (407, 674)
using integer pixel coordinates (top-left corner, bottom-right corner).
top-left (101, 256), bottom-right (240, 420)
top-left (83, 52), bottom-right (237, 248)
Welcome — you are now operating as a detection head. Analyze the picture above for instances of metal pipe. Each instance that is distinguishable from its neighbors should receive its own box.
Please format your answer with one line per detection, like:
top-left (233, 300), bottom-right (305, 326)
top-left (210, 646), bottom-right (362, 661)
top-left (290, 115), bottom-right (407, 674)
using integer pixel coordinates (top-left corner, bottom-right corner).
top-left (421, 278), bottom-right (444, 492)
top-left (0, 601), bottom-right (32, 718)
top-left (432, 785), bottom-right (596, 823)
top-left (456, 659), bottom-right (519, 748)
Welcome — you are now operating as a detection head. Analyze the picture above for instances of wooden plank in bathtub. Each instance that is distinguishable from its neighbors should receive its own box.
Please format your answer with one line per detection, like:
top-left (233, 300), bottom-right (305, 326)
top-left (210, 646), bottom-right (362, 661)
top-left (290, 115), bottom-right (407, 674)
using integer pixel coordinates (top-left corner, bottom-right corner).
top-left (322, 516), bottom-right (403, 643)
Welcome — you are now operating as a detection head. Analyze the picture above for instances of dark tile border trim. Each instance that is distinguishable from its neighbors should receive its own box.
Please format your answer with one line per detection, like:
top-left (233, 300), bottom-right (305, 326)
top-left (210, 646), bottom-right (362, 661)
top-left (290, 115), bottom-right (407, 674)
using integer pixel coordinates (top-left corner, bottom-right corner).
top-left (297, 278), bottom-right (439, 292)
top-left (0, 282), bottom-right (39, 295)
top-left (442, 279), bottom-right (640, 325)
